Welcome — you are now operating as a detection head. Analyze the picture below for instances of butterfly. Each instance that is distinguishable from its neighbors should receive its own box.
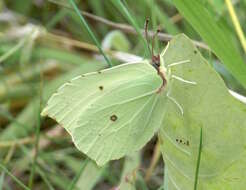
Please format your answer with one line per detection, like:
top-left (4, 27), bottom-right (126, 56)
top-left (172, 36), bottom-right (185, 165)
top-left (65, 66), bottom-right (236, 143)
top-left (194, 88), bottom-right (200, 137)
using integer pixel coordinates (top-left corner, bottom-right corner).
top-left (42, 29), bottom-right (246, 188)
top-left (41, 32), bottom-right (197, 166)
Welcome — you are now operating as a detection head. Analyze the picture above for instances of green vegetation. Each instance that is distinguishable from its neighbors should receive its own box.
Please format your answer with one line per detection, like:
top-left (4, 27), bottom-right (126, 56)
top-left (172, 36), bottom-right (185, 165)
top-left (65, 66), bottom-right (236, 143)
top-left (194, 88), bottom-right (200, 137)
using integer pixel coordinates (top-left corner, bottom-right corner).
top-left (1, 0), bottom-right (246, 190)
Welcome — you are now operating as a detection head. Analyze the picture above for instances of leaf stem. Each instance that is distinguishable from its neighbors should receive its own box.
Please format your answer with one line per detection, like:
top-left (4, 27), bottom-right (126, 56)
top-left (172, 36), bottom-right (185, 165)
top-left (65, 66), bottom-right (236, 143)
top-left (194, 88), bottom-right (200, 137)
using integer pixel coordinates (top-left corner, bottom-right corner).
top-left (145, 140), bottom-right (161, 181)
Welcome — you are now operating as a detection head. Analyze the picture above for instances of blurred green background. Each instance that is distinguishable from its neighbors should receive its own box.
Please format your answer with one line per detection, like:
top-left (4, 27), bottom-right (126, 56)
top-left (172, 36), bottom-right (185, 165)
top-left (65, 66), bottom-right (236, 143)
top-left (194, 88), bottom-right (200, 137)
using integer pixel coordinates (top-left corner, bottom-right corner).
top-left (0, 0), bottom-right (246, 189)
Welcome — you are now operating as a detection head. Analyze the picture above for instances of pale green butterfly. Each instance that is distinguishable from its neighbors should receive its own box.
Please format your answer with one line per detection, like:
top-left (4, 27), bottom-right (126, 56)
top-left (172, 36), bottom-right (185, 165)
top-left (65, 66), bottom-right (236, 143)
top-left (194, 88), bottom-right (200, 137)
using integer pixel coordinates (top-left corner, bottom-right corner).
top-left (41, 34), bottom-right (196, 166)
top-left (42, 33), bottom-right (246, 189)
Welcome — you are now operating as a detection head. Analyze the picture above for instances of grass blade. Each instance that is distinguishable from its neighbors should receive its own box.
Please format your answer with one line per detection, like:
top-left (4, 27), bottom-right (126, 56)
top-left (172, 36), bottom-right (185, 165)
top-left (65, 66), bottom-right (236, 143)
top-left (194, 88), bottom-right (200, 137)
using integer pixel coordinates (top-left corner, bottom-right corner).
top-left (118, 153), bottom-right (140, 190)
top-left (36, 166), bottom-right (56, 190)
top-left (111, 0), bottom-right (150, 57)
top-left (194, 128), bottom-right (203, 190)
top-left (172, 0), bottom-right (246, 88)
top-left (46, 9), bottom-right (68, 29)
top-left (68, 0), bottom-right (112, 67)
top-left (0, 163), bottom-right (31, 190)
top-left (145, 0), bottom-right (179, 35)
top-left (66, 158), bottom-right (89, 190)
top-left (76, 161), bottom-right (105, 190)
top-left (28, 105), bottom-right (42, 188)
top-left (0, 172), bottom-right (4, 190)
top-left (225, 0), bottom-right (246, 53)
top-left (0, 39), bottom-right (26, 64)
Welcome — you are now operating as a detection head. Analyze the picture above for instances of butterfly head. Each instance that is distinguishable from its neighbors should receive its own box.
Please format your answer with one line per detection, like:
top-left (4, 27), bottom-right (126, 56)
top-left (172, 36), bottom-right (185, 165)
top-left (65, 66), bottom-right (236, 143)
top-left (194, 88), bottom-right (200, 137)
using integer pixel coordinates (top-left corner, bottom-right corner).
top-left (151, 54), bottom-right (160, 70)
top-left (144, 19), bottom-right (162, 70)
top-left (144, 19), bottom-right (167, 92)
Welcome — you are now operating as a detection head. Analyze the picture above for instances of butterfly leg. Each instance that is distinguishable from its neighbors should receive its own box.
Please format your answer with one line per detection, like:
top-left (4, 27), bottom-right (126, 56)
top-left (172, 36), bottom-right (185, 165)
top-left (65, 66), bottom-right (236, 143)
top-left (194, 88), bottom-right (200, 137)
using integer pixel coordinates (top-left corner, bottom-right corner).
top-left (168, 60), bottom-right (190, 68)
top-left (167, 59), bottom-right (197, 85)
top-left (171, 75), bottom-right (197, 85)
top-left (157, 68), bottom-right (167, 93)
top-left (166, 91), bottom-right (184, 115)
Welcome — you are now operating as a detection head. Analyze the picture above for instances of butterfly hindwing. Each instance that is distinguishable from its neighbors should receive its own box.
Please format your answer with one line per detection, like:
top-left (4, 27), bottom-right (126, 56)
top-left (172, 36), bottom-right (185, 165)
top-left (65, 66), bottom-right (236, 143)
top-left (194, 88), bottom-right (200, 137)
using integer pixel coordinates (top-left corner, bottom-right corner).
top-left (159, 34), bottom-right (246, 189)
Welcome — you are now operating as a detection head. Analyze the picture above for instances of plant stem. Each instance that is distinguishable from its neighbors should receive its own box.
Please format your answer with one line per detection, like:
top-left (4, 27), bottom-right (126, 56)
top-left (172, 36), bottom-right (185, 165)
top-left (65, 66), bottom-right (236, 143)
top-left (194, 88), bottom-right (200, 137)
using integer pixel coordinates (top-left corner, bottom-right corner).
top-left (145, 140), bottom-right (161, 181)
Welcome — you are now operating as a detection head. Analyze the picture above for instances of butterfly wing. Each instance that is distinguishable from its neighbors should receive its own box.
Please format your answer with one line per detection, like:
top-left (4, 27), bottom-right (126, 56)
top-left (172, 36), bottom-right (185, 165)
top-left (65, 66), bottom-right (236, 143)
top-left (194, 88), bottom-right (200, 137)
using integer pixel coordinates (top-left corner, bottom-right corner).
top-left (42, 61), bottom-right (166, 165)
top-left (160, 34), bottom-right (246, 189)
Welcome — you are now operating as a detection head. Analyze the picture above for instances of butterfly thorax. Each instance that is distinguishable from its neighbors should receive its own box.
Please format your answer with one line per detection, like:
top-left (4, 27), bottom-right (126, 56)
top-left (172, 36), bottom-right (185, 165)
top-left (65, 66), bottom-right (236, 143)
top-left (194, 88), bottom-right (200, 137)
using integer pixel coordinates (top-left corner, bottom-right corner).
top-left (151, 55), bottom-right (167, 93)
top-left (151, 54), bottom-right (161, 70)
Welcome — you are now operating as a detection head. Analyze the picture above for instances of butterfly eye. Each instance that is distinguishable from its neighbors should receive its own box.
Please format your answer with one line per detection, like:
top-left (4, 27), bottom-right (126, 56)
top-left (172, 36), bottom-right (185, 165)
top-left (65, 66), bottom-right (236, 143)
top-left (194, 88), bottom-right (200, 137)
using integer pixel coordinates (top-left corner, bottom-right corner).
top-left (99, 86), bottom-right (104, 91)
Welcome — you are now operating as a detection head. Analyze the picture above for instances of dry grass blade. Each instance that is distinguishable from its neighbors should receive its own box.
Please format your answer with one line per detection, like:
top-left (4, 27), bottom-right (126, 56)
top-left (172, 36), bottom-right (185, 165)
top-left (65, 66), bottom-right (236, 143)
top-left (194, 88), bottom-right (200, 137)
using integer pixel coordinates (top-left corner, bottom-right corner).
top-left (48, 0), bottom-right (209, 50)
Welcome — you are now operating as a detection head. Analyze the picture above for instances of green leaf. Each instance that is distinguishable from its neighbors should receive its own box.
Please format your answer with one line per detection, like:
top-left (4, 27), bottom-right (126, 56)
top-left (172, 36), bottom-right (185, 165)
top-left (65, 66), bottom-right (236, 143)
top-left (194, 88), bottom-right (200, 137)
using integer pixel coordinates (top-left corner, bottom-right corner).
top-left (159, 34), bottom-right (246, 189)
top-left (172, 0), bottom-right (246, 88)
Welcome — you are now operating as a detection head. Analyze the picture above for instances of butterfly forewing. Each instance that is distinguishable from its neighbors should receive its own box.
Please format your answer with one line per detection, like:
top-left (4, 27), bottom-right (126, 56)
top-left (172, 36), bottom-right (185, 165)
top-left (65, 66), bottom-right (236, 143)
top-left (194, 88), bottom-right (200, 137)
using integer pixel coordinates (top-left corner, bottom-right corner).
top-left (42, 61), bottom-right (166, 165)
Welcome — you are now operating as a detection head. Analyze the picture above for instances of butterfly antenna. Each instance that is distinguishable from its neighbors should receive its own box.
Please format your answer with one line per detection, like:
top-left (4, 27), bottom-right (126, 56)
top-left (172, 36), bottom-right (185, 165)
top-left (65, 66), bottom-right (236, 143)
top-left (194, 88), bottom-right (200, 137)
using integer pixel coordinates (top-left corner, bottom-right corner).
top-left (152, 28), bottom-right (161, 56)
top-left (144, 18), bottom-right (151, 55)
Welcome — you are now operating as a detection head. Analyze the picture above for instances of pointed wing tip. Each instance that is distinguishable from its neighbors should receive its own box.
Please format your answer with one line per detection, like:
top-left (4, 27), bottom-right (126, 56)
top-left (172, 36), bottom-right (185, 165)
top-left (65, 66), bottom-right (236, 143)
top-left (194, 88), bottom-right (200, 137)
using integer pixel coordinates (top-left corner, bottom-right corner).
top-left (173, 33), bottom-right (190, 43)
top-left (170, 33), bottom-right (198, 53)
top-left (40, 107), bottom-right (48, 117)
